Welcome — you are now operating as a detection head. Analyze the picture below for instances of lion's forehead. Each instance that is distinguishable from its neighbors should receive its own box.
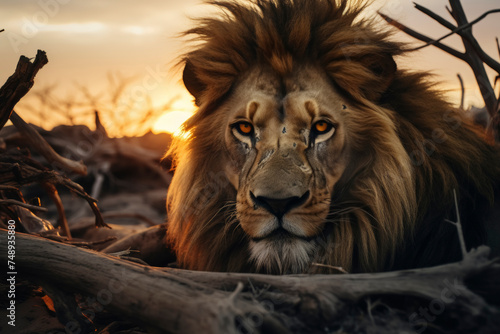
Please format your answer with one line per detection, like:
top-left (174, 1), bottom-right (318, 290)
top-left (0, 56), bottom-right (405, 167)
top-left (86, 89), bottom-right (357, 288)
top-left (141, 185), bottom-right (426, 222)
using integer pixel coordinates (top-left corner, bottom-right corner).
top-left (233, 66), bottom-right (346, 134)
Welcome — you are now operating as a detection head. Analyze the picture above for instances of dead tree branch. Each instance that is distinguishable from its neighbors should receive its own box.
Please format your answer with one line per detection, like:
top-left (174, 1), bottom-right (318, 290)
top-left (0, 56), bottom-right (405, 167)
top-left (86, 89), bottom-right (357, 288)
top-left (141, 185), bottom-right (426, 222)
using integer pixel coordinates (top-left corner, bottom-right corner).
top-left (42, 182), bottom-right (72, 240)
top-left (457, 73), bottom-right (465, 109)
top-left (413, 2), bottom-right (456, 30)
top-left (380, 1), bottom-right (500, 140)
top-left (378, 12), bottom-right (467, 61)
top-left (496, 37), bottom-right (500, 60)
top-left (453, 18), bottom-right (500, 74)
top-left (0, 199), bottom-right (48, 212)
top-left (410, 7), bottom-right (500, 60)
top-left (0, 159), bottom-right (108, 228)
top-left (0, 50), bottom-right (48, 130)
top-left (448, 1), bottom-right (499, 110)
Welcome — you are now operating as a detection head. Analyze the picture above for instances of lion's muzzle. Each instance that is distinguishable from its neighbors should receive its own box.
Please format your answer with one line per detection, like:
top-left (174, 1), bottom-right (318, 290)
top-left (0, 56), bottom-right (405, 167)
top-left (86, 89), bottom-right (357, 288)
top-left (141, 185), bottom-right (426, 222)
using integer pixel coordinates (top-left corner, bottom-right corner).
top-left (241, 145), bottom-right (316, 239)
top-left (250, 190), bottom-right (310, 219)
top-left (249, 146), bottom-right (311, 216)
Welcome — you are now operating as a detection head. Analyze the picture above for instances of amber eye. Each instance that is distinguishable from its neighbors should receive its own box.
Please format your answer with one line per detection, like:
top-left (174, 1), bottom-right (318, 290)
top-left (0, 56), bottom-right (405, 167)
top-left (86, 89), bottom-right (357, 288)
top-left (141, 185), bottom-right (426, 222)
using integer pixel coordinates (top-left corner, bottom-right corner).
top-left (235, 122), bottom-right (254, 136)
top-left (313, 121), bottom-right (332, 134)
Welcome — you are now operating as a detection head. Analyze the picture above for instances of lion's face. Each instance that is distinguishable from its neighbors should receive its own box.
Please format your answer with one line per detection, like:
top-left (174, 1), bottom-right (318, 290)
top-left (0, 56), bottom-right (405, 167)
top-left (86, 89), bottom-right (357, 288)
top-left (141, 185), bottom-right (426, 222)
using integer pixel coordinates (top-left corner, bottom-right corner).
top-left (221, 65), bottom-right (350, 273)
top-left (167, 0), bottom-right (498, 275)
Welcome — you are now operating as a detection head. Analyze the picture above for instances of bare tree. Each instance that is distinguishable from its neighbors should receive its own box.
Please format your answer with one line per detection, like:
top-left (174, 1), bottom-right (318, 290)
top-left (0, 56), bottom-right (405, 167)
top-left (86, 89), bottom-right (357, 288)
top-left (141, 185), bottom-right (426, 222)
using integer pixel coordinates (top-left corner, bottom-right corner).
top-left (380, 1), bottom-right (500, 140)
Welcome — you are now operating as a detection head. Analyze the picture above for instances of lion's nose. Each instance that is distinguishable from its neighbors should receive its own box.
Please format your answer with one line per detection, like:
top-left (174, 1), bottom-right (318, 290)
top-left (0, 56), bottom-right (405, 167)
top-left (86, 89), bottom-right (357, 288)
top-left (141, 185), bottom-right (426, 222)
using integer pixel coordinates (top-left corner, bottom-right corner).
top-left (251, 191), bottom-right (310, 218)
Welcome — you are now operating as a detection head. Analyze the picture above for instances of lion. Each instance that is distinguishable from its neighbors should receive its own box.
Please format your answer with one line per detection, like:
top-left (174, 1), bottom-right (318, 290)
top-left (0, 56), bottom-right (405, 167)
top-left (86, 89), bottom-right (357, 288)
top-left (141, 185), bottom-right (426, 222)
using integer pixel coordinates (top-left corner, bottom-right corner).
top-left (166, 0), bottom-right (500, 274)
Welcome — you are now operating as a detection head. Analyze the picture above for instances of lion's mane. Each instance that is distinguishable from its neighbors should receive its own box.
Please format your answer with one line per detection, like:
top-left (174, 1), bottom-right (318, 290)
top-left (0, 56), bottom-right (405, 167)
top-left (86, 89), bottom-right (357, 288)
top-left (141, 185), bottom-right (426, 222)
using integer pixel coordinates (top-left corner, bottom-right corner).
top-left (166, 0), bottom-right (500, 273)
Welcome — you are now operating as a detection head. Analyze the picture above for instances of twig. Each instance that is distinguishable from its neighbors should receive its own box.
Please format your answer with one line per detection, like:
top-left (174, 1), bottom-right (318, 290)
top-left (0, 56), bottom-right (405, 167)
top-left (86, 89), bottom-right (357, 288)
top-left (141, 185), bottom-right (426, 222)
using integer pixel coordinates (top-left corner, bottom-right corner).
top-left (228, 282), bottom-right (244, 303)
top-left (42, 182), bottom-right (71, 240)
top-left (457, 73), bottom-right (465, 109)
top-left (496, 37), bottom-right (500, 60)
top-left (0, 160), bottom-right (108, 229)
top-left (444, 189), bottom-right (467, 259)
top-left (0, 50), bottom-right (48, 130)
top-left (311, 262), bottom-right (349, 274)
top-left (94, 110), bottom-right (108, 137)
top-left (452, 189), bottom-right (467, 258)
top-left (89, 202), bottom-right (109, 228)
top-left (446, 5), bottom-right (455, 21)
top-left (413, 2), bottom-right (456, 30)
top-left (366, 298), bottom-right (380, 326)
top-left (0, 199), bottom-right (48, 212)
top-left (378, 12), bottom-right (467, 61)
top-left (107, 249), bottom-right (138, 257)
top-left (0, 185), bottom-right (21, 191)
top-left (10, 111), bottom-right (87, 176)
top-left (409, 8), bottom-right (500, 52)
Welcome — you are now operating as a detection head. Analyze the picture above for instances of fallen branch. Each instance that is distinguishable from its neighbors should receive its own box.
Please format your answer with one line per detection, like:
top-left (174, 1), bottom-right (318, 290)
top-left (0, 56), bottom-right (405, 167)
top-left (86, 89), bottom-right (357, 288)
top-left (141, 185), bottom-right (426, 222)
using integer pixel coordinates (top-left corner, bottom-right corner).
top-left (0, 199), bottom-right (48, 212)
top-left (42, 182), bottom-right (72, 240)
top-left (0, 159), bottom-right (108, 228)
top-left (2, 230), bottom-right (499, 333)
top-left (10, 111), bottom-right (87, 176)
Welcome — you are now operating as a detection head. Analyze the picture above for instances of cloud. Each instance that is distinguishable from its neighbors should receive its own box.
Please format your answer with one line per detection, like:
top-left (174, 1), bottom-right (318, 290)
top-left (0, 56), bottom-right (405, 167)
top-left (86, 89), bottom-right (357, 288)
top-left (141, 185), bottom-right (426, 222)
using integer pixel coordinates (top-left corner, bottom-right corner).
top-left (37, 22), bottom-right (107, 34)
top-left (0, 0), bottom-right (202, 37)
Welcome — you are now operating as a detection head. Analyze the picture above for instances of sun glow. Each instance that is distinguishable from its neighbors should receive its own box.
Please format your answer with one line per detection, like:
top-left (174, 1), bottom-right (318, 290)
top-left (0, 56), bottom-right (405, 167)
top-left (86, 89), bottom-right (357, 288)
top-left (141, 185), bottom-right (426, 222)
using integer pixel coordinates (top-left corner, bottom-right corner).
top-left (152, 110), bottom-right (194, 135)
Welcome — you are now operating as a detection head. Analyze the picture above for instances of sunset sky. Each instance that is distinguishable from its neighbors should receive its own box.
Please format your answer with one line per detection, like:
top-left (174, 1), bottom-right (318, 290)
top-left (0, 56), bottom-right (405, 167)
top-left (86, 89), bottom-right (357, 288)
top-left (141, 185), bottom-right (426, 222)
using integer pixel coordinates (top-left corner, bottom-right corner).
top-left (1, 0), bottom-right (498, 136)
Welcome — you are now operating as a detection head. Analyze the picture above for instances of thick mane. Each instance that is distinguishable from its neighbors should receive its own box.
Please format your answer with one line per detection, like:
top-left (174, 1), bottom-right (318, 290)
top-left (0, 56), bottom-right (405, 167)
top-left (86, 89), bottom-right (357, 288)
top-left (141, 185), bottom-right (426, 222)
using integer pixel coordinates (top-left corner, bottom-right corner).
top-left (167, 0), bottom-right (500, 273)
top-left (181, 0), bottom-right (398, 112)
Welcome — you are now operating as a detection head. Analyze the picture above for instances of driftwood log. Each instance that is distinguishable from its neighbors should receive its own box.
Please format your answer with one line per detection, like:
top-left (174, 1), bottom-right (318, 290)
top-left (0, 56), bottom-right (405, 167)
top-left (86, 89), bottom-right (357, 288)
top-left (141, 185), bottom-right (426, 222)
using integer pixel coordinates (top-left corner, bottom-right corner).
top-left (1, 229), bottom-right (499, 333)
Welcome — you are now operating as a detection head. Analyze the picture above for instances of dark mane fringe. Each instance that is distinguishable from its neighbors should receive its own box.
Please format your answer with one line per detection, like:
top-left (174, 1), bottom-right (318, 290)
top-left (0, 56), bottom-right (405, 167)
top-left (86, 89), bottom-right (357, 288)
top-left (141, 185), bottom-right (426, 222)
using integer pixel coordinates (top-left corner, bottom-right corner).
top-left (181, 0), bottom-right (397, 116)
top-left (167, 0), bottom-right (500, 273)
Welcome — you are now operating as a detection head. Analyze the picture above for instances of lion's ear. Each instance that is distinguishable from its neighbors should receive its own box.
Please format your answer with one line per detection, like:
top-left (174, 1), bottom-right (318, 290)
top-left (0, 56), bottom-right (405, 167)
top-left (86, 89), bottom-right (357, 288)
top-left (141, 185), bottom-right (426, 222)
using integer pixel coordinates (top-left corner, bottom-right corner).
top-left (183, 59), bottom-right (205, 106)
top-left (360, 53), bottom-right (397, 101)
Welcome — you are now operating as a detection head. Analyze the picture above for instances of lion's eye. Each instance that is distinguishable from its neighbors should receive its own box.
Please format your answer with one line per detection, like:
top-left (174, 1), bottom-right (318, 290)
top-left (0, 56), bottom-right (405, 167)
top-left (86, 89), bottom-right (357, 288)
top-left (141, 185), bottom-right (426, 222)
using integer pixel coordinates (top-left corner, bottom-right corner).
top-left (312, 121), bottom-right (333, 135)
top-left (235, 122), bottom-right (254, 136)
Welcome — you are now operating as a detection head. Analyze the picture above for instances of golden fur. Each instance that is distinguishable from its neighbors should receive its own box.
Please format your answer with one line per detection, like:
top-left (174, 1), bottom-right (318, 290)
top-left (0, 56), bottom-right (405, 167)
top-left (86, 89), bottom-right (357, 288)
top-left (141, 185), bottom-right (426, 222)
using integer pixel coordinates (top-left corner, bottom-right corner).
top-left (166, 0), bottom-right (500, 273)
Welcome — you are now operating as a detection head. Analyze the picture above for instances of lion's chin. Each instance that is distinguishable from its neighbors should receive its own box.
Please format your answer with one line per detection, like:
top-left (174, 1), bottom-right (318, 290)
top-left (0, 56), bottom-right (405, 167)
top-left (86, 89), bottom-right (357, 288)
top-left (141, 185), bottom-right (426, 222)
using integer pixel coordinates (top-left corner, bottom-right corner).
top-left (249, 232), bottom-right (317, 274)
